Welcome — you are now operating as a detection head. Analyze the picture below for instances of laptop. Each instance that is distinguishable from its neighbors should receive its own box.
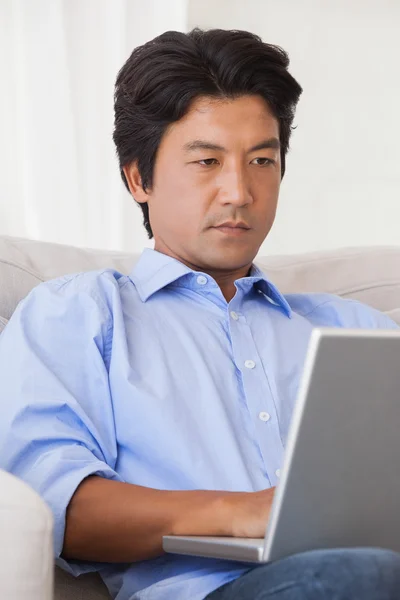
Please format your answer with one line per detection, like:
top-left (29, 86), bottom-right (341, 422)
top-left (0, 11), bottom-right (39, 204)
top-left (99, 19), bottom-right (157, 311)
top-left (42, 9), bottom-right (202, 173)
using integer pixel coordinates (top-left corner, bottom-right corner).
top-left (163, 327), bottom-right (400, 563)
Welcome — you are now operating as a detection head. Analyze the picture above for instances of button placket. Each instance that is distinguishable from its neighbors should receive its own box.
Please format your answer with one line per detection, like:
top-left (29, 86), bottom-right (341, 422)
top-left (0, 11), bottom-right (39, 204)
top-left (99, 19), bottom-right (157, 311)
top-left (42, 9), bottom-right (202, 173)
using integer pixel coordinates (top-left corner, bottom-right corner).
top-left (228, 305), bottom-right (285, 483)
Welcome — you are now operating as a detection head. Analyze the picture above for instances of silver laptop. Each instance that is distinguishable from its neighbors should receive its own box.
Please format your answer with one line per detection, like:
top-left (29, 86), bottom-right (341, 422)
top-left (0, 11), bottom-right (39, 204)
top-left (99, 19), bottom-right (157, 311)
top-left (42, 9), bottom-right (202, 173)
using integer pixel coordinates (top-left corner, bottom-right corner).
top-left (163, 327), bottom-right (400, 563)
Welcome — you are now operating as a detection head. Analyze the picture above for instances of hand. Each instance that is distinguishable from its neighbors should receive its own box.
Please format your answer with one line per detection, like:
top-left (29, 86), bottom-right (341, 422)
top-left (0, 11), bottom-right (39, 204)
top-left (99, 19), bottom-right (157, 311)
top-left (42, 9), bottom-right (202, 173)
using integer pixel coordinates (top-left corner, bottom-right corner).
top-left (226, 487), bottom-right (276, 538)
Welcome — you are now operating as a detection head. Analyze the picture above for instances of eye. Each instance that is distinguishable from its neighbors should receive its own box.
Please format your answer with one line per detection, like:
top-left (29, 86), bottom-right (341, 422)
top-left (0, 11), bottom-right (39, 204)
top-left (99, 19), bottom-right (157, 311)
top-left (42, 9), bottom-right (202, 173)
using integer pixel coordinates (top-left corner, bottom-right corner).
top-left (197, 158), bottom-right (219, 166)
top-left (251, 157), bottom-right (274, 166)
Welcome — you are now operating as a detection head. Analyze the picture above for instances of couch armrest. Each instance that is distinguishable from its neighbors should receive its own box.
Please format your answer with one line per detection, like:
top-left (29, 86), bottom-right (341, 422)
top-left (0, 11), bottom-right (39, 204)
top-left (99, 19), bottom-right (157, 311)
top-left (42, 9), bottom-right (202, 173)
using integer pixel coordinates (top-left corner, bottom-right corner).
top-left (0, 469), bottom-right (53, 599)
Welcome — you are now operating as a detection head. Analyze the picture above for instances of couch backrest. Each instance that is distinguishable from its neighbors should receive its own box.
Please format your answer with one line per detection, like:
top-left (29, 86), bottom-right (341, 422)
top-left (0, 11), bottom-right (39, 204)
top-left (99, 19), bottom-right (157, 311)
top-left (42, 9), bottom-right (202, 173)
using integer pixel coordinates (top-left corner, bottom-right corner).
top-left (1, 236), bottom-right (400, 333)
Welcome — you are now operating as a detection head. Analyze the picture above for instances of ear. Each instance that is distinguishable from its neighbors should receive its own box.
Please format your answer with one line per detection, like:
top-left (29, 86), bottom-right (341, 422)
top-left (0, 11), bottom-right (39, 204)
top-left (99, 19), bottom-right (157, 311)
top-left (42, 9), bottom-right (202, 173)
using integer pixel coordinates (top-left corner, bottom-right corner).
top-left (123, 162), bottom-right (150, 204)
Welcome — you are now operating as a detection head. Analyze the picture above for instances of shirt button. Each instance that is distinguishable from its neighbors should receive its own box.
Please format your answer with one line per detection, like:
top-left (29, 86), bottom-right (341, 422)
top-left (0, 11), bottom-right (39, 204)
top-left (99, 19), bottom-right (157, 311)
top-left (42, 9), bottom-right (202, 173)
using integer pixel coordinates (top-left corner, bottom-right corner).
top-left (244, 359), bottom-right (256, 369)
top-left (259, 411), bottom-right (270, 422)
top-left (275, 469), bottom-right (281, 478)
top-left (230, 311), bottom-right (239, 321)
top-left (196, 275), bottom-right (207, 285)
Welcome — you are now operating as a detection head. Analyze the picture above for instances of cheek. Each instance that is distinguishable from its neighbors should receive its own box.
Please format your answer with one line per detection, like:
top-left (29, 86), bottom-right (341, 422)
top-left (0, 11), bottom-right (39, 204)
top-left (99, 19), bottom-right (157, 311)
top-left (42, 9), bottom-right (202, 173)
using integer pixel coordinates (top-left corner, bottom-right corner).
top-left (265, 195), bottom-right (279, 220)
top-left (256, 185), bottom-right (279, 227)
top-left (175, 199), bottom-right (206, 233)
top-left (160, 176), bottom-right (211, 228)
top-left (152, 192), bottom-right (203, 235)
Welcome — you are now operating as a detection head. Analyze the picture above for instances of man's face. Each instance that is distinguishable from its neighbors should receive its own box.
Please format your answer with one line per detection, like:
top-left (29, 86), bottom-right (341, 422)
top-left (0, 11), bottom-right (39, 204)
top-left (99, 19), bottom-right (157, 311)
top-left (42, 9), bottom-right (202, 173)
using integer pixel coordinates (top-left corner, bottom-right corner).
top-left (142, 95), bottom-right (281, 272)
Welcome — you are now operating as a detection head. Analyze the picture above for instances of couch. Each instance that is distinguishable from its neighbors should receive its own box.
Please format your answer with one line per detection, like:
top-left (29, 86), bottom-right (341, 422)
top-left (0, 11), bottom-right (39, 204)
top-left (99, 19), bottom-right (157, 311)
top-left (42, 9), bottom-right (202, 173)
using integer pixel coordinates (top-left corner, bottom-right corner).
top-left (1, 235), bottom-right (400, 599)
top-left (0, 469), bottom-right (53, 599)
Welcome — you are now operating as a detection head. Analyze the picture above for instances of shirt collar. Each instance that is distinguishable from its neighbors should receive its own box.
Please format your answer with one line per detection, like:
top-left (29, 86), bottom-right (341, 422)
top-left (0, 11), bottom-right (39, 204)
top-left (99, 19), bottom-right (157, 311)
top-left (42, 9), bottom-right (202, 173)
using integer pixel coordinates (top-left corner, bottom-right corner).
top-left (250, 263), bottom-right (292, 317)
top-left (129, 248), bottom-right (292, 317)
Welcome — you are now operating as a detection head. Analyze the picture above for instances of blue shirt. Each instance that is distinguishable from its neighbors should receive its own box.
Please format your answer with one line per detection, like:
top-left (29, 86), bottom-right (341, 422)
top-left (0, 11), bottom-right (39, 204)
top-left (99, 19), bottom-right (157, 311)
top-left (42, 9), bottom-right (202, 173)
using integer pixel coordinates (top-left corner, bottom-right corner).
top-left (0, 248), bottom-right (398, 600)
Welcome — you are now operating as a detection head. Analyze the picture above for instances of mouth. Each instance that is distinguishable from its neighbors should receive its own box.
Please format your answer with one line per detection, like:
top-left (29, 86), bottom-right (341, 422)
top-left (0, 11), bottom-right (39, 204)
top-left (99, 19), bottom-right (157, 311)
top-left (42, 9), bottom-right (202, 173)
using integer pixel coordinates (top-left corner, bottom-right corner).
top-left (212, 222), bottom-right (251, 236)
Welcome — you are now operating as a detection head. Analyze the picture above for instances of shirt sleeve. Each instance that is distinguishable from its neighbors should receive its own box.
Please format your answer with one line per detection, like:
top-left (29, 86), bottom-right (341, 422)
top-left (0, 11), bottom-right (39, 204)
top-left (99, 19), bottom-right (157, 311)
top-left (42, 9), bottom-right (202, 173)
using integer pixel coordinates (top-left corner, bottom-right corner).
top-left (299, 294), bottom-right (400, 331)
top-left (0, 272), bottom-right (123, 575)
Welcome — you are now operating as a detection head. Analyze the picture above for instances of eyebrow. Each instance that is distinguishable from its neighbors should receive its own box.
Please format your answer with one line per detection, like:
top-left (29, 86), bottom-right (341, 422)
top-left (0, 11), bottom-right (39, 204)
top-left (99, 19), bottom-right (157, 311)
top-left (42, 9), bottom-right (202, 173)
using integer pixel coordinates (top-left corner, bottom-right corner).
top-left (183, 137), bottom-right (281, 154)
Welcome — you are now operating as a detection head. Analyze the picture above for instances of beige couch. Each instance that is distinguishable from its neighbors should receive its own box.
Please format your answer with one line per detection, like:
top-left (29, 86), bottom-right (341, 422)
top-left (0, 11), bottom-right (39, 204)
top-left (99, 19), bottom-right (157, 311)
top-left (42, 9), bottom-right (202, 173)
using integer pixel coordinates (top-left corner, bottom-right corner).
top-left (0, 469), bottom-right (53, 599)
top-left (1, 235), bottom-right (400, 600)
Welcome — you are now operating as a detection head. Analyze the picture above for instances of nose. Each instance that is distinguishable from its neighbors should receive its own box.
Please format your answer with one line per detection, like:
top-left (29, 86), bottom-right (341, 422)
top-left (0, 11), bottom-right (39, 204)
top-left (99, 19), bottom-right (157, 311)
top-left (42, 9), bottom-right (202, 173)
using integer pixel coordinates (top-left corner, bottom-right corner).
top-left (217, 165), bottom-right (253, 208)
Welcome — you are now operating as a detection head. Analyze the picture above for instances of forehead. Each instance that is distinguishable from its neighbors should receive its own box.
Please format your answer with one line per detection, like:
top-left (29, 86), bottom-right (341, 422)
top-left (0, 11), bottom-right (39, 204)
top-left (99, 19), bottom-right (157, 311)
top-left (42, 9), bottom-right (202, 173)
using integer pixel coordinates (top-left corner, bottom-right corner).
top-left (165, 95), bottom-right (279, 146)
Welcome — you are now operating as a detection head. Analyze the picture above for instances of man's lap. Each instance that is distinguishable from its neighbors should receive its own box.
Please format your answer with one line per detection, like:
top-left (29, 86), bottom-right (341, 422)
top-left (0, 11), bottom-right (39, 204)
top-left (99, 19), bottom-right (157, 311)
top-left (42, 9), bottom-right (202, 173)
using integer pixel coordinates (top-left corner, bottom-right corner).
top-left (206, 547), bottom-right (400, 599)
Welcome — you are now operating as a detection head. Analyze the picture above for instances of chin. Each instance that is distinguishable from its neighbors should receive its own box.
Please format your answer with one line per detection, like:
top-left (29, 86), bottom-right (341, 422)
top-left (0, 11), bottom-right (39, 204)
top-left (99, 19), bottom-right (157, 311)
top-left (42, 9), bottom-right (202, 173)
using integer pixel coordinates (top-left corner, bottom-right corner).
top-left (202, 247), bottom-right (258, 271)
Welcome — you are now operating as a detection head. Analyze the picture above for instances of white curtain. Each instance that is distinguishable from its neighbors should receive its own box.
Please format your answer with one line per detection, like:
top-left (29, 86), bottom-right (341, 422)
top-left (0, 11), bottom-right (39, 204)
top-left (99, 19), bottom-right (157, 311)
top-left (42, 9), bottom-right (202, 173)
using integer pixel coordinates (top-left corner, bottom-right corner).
top-left (0, 0), bottom-right (188, 251)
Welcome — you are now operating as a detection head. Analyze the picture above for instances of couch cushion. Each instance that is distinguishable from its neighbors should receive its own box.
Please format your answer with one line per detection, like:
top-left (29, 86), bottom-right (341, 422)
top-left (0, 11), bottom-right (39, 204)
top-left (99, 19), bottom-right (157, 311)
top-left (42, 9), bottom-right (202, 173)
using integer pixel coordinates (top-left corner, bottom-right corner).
top-left (54, 567), bottom-right (111, 600)
top-left (256, 246), bottom-right (400, 324)
top-left (0, 260), bottom-right (43, 322)
top-left (0, 316), bottom-right (8, 335)
top-left (0, 236), bottom-right (138, 331)
top-left (0, 236), bottom-right (136, 281)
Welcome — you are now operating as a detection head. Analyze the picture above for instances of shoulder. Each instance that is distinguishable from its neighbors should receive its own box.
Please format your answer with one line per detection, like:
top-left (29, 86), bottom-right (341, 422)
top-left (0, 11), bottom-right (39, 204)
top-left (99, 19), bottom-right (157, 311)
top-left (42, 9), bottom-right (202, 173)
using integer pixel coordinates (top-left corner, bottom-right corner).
top-left (45, 267), bottom-right (127, 294)
top-left (2, 269), bottom-right (132, 369)
top-left (285, 292), bottom-right (398, 330)
top-left (18, 268), bottom-right (129, 319)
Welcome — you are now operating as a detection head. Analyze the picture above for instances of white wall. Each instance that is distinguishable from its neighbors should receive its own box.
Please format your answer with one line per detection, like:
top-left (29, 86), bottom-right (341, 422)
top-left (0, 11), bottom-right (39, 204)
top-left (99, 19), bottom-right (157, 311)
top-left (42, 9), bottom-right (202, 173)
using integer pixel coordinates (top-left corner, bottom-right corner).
top-left (0, 0), bottom-right (187, 253)
top-left (189, 0), bottom-right (400, 256)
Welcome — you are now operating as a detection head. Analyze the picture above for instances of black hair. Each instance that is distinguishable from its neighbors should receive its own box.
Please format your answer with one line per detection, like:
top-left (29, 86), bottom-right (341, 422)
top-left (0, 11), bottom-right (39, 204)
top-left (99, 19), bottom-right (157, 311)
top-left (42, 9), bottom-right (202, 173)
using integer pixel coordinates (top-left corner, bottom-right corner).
top-left (113, 28), bottom-right (302, 238)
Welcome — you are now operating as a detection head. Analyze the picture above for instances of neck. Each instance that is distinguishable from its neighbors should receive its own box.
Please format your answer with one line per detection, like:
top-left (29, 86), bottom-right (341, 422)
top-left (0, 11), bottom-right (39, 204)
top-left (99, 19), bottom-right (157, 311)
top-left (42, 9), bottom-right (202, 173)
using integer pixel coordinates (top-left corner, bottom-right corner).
top-left (153, 241), bottom-right (252, 303)
top-left (204, 266), bottom-right (252, 302)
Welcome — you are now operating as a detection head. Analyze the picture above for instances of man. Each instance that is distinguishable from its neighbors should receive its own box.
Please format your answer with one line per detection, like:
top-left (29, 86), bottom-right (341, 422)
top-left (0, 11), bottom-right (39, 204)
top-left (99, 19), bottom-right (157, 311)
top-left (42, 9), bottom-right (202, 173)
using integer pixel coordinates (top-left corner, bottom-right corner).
top-left (0, 28), bottom-right (399, 600)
